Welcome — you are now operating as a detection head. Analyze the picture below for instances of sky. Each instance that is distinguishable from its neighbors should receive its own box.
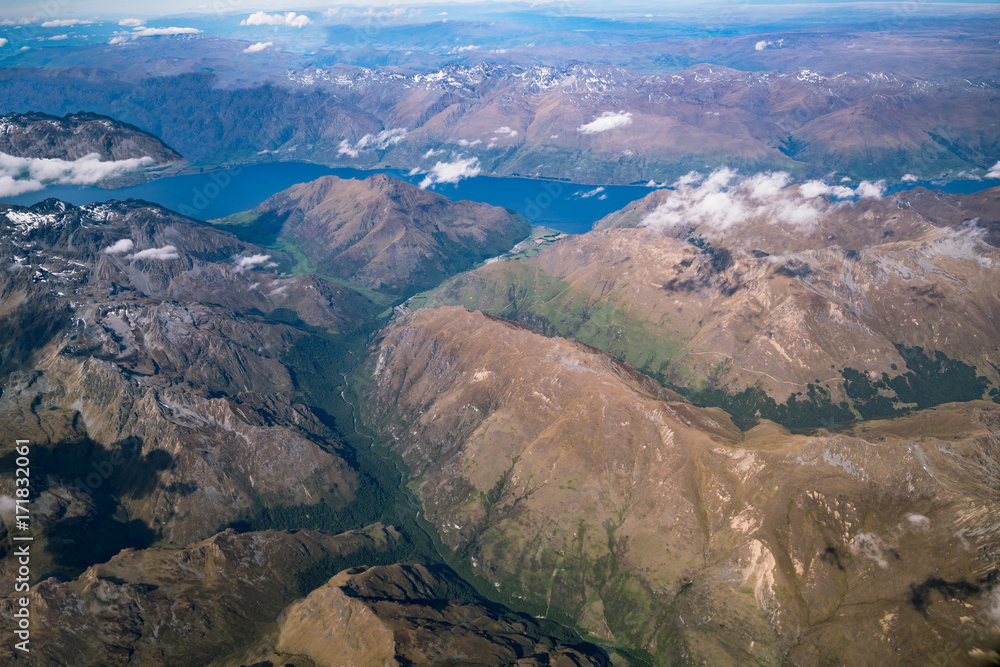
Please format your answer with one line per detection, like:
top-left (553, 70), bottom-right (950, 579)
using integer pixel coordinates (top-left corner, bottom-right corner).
top-left (5, 0), bottom-right (996, 20)
top-left (8, 0), bottom-right (475, 18)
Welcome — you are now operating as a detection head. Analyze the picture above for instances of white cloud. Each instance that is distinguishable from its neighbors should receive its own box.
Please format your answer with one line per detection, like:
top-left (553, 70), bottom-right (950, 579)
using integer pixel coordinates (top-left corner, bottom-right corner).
top-left (103, 239), bottom-right (134, 255)
top-left (41, 19), bottom-right (90, 27)
top-left (419, 156), bottom-right (481, 188)
top-left (577, 186), bottom-right (605, 199)
top-left (850, 532), bottom-right (888, 568)
top-left (0, 175), bottom-right (43, 197)
top-left (337, 128), bottom-right (407, 158)
top-left (641, 168), bottom-right (835, 233)
top-left (901, 173), bottom-right (919, 182)
top-left (0, 152), bottom-right (154, 197)
top-left (494, 126), bottom-right (518, 138)
top-left (743, 171), bottom-right (790, 200)
top-left (129, 245), bottom-right (179, 261)
top-left (578, 111), bottom-right (633, 134)
top-left (854, 179), bottom-right (886, 199)
top-left (457, 139), bottom-right (481, 147)
top-left (0, 38), bottom-right (7, 48)
top-left (673, 171), bottom-right (704, 188)
top-left (0, 495), bottom-right (16, 524)
top-left (422, 148), bottom-right (444, 159)
top-left (241, 11), bottom-right (311, 28)
top-left (118, 18), bottom-right (144, 27)
top-left (243, 41), bottom-right (272, 53)
top-left (48, 34), bottom-right (70, 40)
top-left (455, 44), bottom-right (479, 52)
top-left (702, 166), bottom-right (737, 190)
top-left (234, 253), bottom-right (272, 269)
top-left (754, 38), bottom-right (783, 51)
top-left (986, 161), bottom-right (1000, 179)
top-left (131, 26), bottom-right (200, 37)
top-left (800, 180), bottom-right (855, 199)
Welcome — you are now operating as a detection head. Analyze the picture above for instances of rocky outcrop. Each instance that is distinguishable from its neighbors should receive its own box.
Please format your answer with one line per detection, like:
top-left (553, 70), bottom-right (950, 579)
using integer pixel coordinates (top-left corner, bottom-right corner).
top-left (0, 111), bottom-right (181, 163)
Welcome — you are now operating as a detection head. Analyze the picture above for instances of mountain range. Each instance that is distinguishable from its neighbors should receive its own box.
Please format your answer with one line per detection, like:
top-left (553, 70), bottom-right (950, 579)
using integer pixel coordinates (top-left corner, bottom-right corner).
top-left (1, 8), bottom-right (999, 665)
top-left (416, 184), bottom-right (1000, 430)
top-left (0, 188), bottom-right (610, 664)
top-left (2, 60), bottom-right (996, 185)
top-left (2, 165), bottom-right (1000, 666)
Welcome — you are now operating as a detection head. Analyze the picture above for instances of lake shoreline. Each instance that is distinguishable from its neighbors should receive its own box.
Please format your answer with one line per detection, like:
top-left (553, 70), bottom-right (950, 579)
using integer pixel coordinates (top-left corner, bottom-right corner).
top-left (4, 159), bottom-right (996, 236)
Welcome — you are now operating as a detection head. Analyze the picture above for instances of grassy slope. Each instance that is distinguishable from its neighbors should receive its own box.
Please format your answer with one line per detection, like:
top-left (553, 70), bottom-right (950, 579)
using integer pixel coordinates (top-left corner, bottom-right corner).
top-left (413, 257), bottom-right (999, 433)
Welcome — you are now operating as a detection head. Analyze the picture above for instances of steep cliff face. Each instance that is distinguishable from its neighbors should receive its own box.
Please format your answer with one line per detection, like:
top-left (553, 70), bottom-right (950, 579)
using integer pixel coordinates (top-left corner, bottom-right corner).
top-left (0, 526), bottom-right (400, 666)
top-left (216, 173), bottom-right (531, 294)
top-left (362, 307), bottom-right (1000, 665)
top-left (0, 111), bottom-right (181, 163)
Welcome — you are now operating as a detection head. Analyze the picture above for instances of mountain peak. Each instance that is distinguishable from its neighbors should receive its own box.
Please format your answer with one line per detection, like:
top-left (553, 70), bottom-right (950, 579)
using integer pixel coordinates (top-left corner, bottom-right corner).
top-left (365, 172), bottom-right (397, 189)
top-left (238, 175), bottom-right (529, 293)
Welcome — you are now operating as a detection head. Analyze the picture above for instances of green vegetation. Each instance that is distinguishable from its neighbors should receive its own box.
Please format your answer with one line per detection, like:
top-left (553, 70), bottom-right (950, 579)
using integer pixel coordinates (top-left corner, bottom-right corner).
top-left (188, 210), bottom-right (1000, 663)
top-left (842, 344), bottom-right (992, 420)
top-left (674, 382), bottom-right (855, 432)
top-left (211, 211), bottom-right (396, 308)
top-left (210, 209), bottom-right (287, 246)
top-left (673, 345), bottom-right (995, 431)
top-left (419, 264), bottom-right (688, 375)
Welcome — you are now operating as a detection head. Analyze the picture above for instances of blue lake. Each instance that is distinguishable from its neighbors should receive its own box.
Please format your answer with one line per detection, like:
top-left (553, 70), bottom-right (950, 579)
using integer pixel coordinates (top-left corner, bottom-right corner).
top-left (3, 161), bottom-right (995, 235)
top-left (2, 162), bottom-right (655, 235)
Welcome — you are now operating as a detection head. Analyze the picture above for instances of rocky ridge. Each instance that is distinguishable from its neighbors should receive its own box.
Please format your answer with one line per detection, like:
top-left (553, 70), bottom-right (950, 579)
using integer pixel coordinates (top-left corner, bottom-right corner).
top-left (362, 306), bottom-right (1000, 665)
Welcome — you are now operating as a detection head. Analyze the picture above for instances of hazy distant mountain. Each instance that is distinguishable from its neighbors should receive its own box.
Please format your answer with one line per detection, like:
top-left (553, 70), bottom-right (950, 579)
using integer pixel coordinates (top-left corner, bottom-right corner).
top-left (2, 60), bottom-right (996, 184)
